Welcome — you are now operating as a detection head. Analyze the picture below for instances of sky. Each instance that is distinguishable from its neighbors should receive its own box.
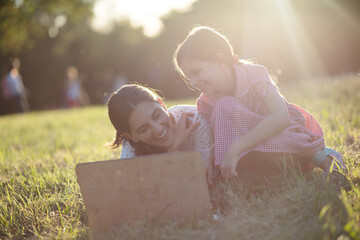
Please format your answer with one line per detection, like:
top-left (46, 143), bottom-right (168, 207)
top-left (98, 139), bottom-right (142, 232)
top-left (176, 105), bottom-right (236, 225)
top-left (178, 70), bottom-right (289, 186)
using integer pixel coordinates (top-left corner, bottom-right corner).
top-left (92, 0), bottom-right (197, 37)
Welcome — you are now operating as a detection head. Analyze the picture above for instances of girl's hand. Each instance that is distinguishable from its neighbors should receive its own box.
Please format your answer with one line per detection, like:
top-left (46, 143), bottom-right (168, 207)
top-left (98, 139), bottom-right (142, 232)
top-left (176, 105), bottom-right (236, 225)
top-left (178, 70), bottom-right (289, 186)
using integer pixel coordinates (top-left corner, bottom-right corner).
top-left (204, 158), bottom-right (214, 185)
top-left (221, 143), bottom-right (241, 178)
top-left (167, 112), bottom-right (200, 152)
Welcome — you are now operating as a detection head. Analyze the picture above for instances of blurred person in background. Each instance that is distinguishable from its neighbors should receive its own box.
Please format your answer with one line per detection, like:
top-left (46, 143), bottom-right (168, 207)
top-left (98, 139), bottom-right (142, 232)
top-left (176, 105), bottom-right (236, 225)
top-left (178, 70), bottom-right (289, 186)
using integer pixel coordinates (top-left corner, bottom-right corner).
top-left (113, 69), bottom-right (129, 92)
top-left (1, 57), bottom-right (29, 114)
top-left (63, 66), bottom-right (90, 108)
top-left (102, 68), bottom-right (129, 105)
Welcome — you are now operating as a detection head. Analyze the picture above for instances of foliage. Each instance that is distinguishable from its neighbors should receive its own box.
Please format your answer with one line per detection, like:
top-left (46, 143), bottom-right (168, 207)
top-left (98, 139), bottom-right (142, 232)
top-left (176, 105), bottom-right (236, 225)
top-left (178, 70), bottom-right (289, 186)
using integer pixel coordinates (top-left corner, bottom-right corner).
top-left (0, 75), bottom-right (359, 239)
top-left (0, 0), bottom-right (94, 56)
top-left (1, 0), bottom-right (360, 112)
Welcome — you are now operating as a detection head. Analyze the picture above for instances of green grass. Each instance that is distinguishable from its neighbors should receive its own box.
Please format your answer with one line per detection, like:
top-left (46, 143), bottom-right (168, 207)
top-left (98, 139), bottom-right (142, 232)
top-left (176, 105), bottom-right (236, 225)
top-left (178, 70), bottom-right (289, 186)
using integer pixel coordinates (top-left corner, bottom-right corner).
top-left (1, 75), bottom-right (360, 239)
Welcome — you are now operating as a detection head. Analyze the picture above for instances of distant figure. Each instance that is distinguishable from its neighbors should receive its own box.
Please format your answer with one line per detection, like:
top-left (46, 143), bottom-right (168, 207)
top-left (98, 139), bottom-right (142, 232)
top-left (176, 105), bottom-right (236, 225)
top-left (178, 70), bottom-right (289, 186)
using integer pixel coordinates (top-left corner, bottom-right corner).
top-left (63, 66), bottom-right (90, 108)
top-left (147, 62), bottom-right (162, 87)
top-left (102, 69), bottom-right (129, 105)
top-left (1, 57), bottom-right (29, 114)
top-left (113, 70), bottom-right (129, 92)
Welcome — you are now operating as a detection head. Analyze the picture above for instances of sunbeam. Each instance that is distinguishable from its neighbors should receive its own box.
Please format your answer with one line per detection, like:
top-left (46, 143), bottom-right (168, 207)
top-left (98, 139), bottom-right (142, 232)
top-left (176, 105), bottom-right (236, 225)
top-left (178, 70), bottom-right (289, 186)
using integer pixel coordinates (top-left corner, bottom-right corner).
top-left (324, 0), bottom-right (360, 34)
top-left (275, 0), bottom-right (326, 78)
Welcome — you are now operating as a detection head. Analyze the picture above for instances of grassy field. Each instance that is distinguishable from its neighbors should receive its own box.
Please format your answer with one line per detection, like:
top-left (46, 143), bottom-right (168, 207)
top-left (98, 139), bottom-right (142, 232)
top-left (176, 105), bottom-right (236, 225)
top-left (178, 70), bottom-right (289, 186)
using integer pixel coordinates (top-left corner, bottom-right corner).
top-left (0, 75), bottom-right (359, 239)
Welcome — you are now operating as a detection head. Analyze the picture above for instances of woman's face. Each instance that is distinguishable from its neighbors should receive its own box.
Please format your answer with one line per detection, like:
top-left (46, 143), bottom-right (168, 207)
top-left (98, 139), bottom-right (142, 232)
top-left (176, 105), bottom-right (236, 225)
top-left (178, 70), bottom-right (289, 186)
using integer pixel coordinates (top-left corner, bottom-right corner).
top-left (127, 101), bottom-right (175, 150)
top-left (180, 58), bottom-right (235, 97)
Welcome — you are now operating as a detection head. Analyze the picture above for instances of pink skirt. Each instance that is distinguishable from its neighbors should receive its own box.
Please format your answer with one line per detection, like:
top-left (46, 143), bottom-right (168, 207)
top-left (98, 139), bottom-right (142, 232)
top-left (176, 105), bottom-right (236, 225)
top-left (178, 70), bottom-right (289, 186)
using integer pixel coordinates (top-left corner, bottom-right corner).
top-left (202, 96), bottom-right (325, 166)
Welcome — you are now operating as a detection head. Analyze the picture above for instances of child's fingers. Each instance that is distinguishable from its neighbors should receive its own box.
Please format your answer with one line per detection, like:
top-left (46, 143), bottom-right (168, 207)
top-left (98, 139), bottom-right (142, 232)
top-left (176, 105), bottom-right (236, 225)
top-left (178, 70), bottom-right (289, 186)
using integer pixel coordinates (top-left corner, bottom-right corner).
top-left (231, 169), bottom-right (238, 177)
top-left (221, 165), bottom-right (237, 178)
top-left (220, 166), bottom-right (230, 178)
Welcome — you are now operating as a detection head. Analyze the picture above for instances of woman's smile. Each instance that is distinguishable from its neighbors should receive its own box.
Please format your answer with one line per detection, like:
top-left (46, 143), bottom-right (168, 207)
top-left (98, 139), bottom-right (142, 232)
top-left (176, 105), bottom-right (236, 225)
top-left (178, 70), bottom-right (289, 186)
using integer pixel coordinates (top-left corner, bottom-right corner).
top-left (153, 126), bottom-right (169, 141)
top-left (128, 101), bottom-right (175, 149)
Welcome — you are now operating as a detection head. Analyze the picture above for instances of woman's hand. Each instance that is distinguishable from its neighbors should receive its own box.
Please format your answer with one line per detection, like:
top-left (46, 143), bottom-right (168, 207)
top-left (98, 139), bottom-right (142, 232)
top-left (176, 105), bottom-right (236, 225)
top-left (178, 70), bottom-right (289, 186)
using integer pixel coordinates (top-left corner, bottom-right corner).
top-left (167, 112), bottom-right (200, 152)
top-left (221, 142), bottom-right (241, 178)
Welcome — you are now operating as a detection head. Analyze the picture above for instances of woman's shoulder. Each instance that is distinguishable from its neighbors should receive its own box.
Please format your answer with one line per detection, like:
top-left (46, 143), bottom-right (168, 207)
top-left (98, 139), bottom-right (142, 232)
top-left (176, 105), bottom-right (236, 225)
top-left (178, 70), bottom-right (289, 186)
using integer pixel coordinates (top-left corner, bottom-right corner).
top-left (168, 105), bottom-right (199, 122)
top-left (168, 105), bottom-right (197, 114)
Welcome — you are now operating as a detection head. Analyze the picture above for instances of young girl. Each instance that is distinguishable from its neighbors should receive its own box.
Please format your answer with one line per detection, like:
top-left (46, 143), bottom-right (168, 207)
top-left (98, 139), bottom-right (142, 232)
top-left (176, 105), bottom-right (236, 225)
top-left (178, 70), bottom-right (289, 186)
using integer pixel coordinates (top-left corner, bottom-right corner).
top-left (173, 26), bottom-right (346, 178)
top-left (107, 84), bottom-right (214, 184)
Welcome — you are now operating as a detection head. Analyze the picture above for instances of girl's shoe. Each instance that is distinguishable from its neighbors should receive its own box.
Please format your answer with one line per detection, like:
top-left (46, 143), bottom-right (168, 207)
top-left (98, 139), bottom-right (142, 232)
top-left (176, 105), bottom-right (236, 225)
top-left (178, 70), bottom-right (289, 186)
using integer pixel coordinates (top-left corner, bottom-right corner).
top-left (322, 149), bottom-right (347, 176)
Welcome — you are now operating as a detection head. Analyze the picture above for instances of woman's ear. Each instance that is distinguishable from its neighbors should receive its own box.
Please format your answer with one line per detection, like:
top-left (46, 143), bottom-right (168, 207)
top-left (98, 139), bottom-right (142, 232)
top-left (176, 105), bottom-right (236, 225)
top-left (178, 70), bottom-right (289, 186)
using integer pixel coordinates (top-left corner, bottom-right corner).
top-left (123, 132), bottom-right (139, 142)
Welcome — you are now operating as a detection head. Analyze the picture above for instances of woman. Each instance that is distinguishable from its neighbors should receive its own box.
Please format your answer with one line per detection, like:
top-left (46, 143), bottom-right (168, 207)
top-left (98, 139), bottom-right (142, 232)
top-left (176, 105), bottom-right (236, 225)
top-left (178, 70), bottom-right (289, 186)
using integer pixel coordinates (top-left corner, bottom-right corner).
top-left (107, 84), bottom-right (214, 184)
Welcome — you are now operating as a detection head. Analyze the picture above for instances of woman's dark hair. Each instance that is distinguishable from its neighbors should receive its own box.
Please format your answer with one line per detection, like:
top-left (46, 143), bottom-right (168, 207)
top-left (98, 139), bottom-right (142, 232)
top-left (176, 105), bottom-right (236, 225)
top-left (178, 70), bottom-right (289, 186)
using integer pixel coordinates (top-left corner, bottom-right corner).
top-left (107, 84), bottom-right (166, 156)
top-left (173, 26), bottom-right (236, 82)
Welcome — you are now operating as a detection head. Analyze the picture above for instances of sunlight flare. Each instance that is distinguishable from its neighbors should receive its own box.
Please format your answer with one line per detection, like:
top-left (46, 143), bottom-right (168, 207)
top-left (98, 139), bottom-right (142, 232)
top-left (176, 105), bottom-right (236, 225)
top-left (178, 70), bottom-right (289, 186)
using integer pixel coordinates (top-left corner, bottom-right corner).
top-left (275, 0), bottom-right (326, 78)
top-left (92, 0), bottom-right (196, 37)
top-left (324, 0), bottom-right (360, 34)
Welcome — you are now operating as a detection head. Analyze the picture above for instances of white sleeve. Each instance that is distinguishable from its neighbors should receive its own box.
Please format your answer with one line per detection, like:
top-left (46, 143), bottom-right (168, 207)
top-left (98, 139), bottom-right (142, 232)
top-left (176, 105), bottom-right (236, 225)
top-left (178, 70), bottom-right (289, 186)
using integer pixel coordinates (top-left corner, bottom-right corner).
top-left (191, 112), bottom-right (214, 161)
top-left (120, 140), bottom-right (136, 159)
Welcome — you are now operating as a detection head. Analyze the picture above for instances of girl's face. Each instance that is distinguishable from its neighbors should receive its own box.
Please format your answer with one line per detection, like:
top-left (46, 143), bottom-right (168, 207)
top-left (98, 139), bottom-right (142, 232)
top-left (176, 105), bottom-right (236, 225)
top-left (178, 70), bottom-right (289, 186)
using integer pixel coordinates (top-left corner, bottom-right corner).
top-left (180, 58), bottom-right (235, 97)
top-left (127, 101), bottom-right (175, 150)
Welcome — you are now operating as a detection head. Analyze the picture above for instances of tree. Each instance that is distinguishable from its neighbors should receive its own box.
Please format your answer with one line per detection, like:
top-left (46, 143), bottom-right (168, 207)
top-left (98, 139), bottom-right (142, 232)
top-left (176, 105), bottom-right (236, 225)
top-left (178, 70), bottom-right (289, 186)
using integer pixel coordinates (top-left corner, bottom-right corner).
top-left (0, 0), bottom-right (93, 56)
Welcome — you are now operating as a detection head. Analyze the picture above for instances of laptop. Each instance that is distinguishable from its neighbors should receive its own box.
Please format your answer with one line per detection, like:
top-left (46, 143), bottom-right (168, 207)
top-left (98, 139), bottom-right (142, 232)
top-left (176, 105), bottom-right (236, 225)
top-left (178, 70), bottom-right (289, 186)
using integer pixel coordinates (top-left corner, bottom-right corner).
top-left (75, 151), bottom-right (211, 238)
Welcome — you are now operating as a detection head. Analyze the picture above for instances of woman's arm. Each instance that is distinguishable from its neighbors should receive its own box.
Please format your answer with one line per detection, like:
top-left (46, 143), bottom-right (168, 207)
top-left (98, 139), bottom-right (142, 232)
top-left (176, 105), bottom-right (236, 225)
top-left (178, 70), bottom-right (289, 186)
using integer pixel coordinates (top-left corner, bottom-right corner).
top-left (191, 112), bottom-right (215, 185)
top-left (221, 87), bottom-right (290, 178)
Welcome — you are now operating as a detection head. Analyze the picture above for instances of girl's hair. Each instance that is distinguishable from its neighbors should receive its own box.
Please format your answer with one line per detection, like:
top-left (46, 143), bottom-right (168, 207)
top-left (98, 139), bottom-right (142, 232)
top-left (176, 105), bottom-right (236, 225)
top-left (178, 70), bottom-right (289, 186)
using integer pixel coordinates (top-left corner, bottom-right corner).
top-left (173, 26), bottom-right (236, 81)
top-left (107, 84), bottom-right (166, 156)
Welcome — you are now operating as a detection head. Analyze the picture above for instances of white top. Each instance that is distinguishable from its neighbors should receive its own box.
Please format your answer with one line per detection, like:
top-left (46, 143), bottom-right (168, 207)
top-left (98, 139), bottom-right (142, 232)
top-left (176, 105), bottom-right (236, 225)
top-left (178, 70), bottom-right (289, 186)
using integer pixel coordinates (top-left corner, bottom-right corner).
top-left (120, 105), bottom-right (214, 162)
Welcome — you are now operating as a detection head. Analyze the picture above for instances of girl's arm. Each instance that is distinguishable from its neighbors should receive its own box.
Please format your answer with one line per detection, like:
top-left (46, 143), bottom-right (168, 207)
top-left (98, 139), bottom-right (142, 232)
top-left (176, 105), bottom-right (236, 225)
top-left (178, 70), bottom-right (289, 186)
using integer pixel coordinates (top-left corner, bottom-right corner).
top-left (221, 87), bottom-right (290, 178)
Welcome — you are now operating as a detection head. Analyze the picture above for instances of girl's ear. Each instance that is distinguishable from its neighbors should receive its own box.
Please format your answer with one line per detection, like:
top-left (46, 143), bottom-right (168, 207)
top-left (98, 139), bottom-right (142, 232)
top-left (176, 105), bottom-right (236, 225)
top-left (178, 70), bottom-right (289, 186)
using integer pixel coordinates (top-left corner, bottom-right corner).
top-left (216, 52), bottom-right (226, 62)
top-left (233, 54), bottom-right (239, 63)
top-left (123, 132), bottom-right (139, 142)
top-left (216, 52), bottom-right (227, 68)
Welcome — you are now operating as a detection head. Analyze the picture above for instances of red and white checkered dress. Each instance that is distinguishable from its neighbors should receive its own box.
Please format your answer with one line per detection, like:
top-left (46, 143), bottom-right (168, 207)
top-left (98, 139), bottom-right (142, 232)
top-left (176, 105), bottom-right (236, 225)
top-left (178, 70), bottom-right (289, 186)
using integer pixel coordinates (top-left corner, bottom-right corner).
top-left (197, 63), bottom-right (325, 166)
